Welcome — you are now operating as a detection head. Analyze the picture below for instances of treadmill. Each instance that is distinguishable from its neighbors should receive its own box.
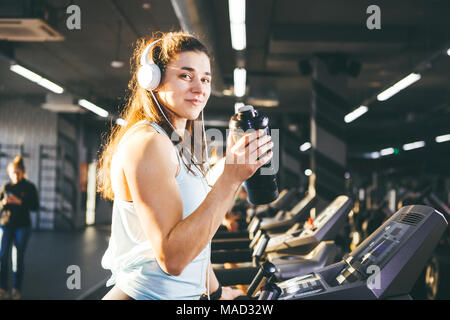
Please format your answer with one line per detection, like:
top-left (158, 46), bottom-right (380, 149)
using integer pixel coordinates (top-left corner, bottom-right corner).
top-left (250, 205), bottom-right (448, 300)
top-left (211, 191), bottom-right (316, 264)
top-left (214, 195), bottom-right (353, 285)
top-left (212, 188), bottom-right (301, 241)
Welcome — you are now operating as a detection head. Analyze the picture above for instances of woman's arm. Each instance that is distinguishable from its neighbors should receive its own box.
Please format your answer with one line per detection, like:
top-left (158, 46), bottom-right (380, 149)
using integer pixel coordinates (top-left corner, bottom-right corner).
top-left (121, 128), bottom-right (272, 276)
top-left (207, 264), bottom-right (243, 300)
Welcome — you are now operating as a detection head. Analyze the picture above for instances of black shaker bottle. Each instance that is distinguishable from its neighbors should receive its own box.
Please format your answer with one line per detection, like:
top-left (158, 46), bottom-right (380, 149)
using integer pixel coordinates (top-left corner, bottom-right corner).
top-left (229, 105), bottom-right (279, 205)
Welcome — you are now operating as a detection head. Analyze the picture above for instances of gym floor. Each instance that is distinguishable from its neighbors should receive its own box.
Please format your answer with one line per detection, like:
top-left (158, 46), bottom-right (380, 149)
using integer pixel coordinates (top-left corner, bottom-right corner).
top-left (2, 226), bottom-right (111, 300)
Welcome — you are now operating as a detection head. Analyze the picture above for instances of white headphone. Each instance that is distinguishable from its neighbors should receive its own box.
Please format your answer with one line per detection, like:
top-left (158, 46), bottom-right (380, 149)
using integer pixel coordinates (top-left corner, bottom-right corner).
top-left (137, 39), bottom-right (162, 91)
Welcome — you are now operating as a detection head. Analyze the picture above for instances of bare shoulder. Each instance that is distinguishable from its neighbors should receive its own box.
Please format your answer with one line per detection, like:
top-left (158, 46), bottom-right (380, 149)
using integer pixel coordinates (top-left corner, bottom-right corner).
top-left (119, 125), bottom-right (179, 176)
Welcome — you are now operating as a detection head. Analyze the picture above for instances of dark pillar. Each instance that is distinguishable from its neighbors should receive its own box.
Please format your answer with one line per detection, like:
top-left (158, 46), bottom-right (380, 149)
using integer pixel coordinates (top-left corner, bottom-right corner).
top-left (310, 57), bottom-right (350, 202)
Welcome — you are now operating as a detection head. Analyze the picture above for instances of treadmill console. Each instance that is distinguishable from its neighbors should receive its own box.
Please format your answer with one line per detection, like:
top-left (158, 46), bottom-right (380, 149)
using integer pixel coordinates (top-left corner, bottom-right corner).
top-left (260, 205), bottom-right (448, 300)
top-left (266, 195), bottom-right (352, 252)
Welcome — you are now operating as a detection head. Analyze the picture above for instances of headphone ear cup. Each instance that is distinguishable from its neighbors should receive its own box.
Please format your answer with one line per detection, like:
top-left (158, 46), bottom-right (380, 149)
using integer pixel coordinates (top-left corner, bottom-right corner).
top-left (137, 63), bottom-right (161, 91)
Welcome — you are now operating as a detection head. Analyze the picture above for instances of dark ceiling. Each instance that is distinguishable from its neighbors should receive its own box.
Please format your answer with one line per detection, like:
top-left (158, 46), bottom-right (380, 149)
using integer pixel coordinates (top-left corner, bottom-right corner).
top-left (0, 0), bottom-right (449, 162)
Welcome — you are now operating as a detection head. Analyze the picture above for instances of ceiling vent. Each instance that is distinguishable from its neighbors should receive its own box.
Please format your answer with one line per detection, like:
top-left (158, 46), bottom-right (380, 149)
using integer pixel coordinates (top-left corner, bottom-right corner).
top-left (0, 18), bottom-right (64, 42)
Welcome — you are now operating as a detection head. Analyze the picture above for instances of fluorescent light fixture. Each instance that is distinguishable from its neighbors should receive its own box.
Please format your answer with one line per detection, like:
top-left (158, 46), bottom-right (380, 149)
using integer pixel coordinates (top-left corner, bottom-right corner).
top-left (344, 105), bottom-right (369, 123)
top-left (380, 148), bottom-right (395, 156)
top-left (78, 99), bottom-right (109, 118)
top-left (228, 0), bottom-right (245, 23)
top-left (10, 64), bottom-right (64, 94)
top-left (300, 142), bottom-right (311, 152)
top-left (402, 140), bottom-right (425, 151)
top-left (304, 169), bottom-right (312, 176)
top-left (228, 0), bottom-right (246, 50)
top-left (116, 118), bottom-right (127, 126)
top-left (435, 134), bottom-right (450, 143)
top-left (233, 68), bottom-right (246, 97)
top-left (230, 22), bottom-right (246, 51)
top-left (370, 152), bottom-right (381, 159)
top-left (377, 73), bottom-right (421, 101)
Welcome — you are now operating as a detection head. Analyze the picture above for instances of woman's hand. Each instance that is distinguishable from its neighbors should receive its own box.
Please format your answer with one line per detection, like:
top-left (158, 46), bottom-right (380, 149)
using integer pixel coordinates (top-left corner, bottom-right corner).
top-left (222, 129), bottom-right (274, 186)
top-left (6, 194), bottom-right (22, 205)
top-left (219, 286), bottom-right (244, 300)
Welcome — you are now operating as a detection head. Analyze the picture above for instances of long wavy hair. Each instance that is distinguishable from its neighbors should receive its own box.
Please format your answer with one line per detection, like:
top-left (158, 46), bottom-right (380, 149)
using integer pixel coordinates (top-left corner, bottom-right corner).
top-left (97, 31), bottom-right (210, 200)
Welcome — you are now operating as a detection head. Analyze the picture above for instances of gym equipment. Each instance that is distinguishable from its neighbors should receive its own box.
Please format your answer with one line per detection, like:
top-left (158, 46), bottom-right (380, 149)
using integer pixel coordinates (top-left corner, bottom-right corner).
top-left (247, 188), bottom-right (301, 222)
top-left (212, 188), bottom-right (300, 241)
top-left (254, 205), bottom-right (447, 300)
top-left (412, 192), bottom-right (450, 300)
top-left (214, 195), bottom-right (353, 286)
top-left (212, 192), bottom-right (316, 264)
top-left (248, 191), bottom-right (316, 240)
top-left (229, 105), bottom-right (279, 205)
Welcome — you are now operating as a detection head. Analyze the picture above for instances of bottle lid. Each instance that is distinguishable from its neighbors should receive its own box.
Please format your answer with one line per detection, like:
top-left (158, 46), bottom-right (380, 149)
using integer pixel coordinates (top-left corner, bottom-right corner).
top-left (236, 104), bottom-right (254, 113)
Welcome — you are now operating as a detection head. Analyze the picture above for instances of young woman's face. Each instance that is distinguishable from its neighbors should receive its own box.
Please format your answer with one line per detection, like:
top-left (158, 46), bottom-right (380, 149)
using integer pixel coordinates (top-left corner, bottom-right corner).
top-left (8, 167), bottom-right (24, 184)
top-left (157, 50), bottom-right (211, 121)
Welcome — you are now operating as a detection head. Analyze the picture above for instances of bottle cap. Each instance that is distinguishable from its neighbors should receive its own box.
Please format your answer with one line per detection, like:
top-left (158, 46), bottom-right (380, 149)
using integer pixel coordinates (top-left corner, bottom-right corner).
top-left (236, 104), bottom-right (254, 113)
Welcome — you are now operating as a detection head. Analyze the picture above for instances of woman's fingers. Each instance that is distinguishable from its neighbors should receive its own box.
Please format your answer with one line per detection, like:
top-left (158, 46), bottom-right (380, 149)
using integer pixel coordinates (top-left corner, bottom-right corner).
top-left (249, 141), bottom-right (274, 164)
top-left (230, 129), bottom-right (265, 154)
top-left (257, 148), bottom-right (273, 167)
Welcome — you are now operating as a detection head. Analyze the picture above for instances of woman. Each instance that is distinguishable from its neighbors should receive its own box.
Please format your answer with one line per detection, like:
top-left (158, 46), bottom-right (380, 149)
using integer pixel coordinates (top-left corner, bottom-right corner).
top-left (98, 31), bottom-right (273, 300)
top-left (0, 156), bottom-right (39, 300)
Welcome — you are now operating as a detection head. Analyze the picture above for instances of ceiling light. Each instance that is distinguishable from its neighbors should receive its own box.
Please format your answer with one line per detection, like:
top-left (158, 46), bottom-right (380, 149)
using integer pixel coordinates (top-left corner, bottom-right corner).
top-left (111, 60), bottom-right (124, 68)
top-left (10, 64), bottom-right (64, 94)
top-left (377, 73), bottom-right (421, 101)
top-left (222, 88), bottom-right (233, 96)
top-left (304, 169), bottom-right (312, 176)
top-left (344, 105), bottom-right (369, 123)
top-left (228, 0), bottom-right (245, 23)
top-left (246, 97), bottom-right (279, 107)
top-left (300, 142), bottom-right (311, 152)
top-left (233, 68), bottom-right (246, 97)
top-left (435, 134), bottom-right (450, 143)
top-left (380, 148), bottom-right (395, 156)
top-left (230, 22), bottom-right (246, 51)
top-left (370, 152), bottom-right (381, 159)
top-left (402, 140), bottom-right (425, 151)
top-left (447, 48), bottom-right (450, 56)
top-left (78, 99), bottom-right (109, 118)
top-left (228, 0), bottom-right (246, 50)
top-left (116, 118), bottom-right (127, 126)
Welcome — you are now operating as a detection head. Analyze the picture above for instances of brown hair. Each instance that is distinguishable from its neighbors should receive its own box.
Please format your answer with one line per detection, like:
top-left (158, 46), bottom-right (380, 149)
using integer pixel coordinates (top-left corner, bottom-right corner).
top-left (97, 31), bottom-right (211, 200)
top-left (7, 156), bottom-right (26, 176)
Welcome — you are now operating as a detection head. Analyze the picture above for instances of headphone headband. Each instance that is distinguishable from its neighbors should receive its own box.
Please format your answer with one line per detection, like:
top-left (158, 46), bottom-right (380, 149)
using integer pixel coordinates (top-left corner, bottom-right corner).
top-left (140, 39), bottom-right (162, 66)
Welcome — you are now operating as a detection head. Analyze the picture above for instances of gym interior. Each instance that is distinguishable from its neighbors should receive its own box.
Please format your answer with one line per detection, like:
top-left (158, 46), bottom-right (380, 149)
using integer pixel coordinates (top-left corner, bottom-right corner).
top-left (0, 0), bottom-right (449, 300)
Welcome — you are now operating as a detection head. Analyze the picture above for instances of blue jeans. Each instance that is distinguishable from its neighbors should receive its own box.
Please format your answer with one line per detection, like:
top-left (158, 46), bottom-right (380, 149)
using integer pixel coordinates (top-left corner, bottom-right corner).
top-left (0, 227), bottom-right (31, 291)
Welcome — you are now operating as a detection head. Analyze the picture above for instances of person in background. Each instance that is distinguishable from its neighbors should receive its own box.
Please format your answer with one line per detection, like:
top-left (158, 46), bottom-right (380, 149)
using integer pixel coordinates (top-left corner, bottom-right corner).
top-left (0, 156), bottom-right (39, 300)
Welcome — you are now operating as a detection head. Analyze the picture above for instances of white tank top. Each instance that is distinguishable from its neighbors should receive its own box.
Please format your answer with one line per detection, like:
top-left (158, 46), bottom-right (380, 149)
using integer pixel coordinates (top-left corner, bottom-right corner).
top-left (101, 120), bottom-right (211, 299)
